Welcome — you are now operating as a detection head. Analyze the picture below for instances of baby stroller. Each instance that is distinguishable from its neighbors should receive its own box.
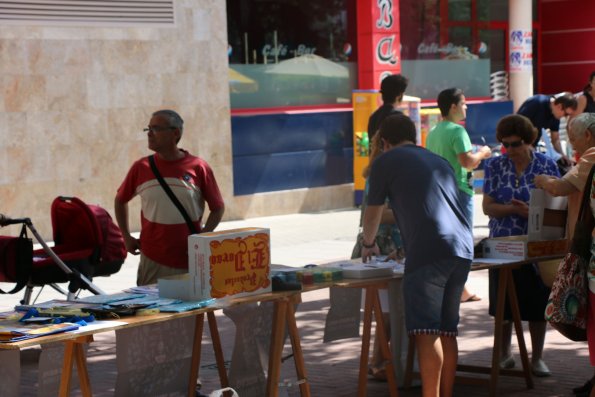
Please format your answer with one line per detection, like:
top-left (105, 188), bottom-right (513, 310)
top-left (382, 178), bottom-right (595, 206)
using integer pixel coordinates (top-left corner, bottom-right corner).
top-left (0, 196), bottom-right (127, 304)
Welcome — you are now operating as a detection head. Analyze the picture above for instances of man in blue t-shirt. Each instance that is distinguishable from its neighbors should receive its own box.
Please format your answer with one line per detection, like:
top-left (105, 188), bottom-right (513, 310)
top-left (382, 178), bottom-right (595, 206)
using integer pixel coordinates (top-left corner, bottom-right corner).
top-left (517, 92), bottom-right (577, 166)
top-left (361, 114), bottom-right (473, 397)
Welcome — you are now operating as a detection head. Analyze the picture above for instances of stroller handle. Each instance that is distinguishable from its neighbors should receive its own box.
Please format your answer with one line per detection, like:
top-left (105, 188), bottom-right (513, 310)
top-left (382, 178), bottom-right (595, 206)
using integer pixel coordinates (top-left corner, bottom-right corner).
top-left (2, 217), bottom-right (32, 226)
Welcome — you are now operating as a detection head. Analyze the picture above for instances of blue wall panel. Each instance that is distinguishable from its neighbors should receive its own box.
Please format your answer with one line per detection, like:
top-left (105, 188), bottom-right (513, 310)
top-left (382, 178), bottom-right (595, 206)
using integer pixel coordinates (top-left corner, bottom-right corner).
top-left (232, 111), bottom-right (354, 195)
top-left (465, 101), bottom-right (514, 146)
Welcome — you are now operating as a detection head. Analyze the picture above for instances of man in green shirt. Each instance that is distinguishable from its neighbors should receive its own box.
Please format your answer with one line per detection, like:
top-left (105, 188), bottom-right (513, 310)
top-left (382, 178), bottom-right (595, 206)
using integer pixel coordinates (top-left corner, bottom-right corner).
top-left (426, 87), bottom-right (491, 302)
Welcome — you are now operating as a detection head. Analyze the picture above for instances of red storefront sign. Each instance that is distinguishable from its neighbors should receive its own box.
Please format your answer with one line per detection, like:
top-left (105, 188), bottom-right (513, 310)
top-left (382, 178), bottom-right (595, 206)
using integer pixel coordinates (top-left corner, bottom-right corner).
top-left (357, 0), bottom-right (401, 90)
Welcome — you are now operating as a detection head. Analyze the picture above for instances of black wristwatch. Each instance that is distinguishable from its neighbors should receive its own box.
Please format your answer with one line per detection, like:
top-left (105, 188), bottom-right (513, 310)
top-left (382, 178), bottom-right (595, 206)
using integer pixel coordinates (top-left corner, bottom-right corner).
top-left (362, 239), bottom-right (376, 249)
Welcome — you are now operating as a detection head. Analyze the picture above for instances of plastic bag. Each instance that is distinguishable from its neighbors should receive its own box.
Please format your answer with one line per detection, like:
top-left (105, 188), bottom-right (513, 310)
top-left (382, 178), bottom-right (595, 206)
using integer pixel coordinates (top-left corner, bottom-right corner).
top-left (209, 387), bottom-right (239, 397)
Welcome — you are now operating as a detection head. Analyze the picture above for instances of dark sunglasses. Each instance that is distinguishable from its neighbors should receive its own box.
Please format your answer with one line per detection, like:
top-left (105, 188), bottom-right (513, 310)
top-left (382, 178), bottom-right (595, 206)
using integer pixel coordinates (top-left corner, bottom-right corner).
top-left (501, 140), bottom-right (524, 149)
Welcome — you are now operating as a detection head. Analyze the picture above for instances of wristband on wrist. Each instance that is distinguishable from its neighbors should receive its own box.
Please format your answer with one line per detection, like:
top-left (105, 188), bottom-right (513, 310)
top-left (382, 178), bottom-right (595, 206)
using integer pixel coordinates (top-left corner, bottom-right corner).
top-left (362, 239), bottom-right (376, 249)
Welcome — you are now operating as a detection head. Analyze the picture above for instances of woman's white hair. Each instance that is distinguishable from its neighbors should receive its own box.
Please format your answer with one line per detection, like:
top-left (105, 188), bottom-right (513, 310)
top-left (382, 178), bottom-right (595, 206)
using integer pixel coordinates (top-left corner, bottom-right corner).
top-left (569, 112), bottom-right (595, 137)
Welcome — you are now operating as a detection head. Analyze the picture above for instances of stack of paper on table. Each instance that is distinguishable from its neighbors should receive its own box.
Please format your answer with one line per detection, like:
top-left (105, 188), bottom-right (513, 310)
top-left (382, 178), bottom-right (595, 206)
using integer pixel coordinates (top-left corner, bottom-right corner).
top-left (337, 258), bottom-right (404, 279)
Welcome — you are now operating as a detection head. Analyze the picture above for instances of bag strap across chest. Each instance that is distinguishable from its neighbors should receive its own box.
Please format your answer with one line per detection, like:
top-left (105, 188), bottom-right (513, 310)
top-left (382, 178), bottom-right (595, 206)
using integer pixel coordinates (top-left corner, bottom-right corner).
top-left (148, 155), bottom-right (198, 235)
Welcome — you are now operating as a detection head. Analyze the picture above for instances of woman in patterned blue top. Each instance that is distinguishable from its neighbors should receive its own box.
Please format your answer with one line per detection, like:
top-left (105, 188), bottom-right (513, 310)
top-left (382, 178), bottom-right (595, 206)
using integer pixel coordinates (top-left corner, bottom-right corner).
top-left (482, 114), bottom-right (560, 377)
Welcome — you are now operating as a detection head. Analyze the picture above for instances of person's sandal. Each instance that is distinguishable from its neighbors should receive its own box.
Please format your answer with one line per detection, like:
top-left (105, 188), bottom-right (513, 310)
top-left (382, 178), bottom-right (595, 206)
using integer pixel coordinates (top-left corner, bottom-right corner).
top-left (531, 359), bottom-right (551, 377)
top-left (461, 294), bottom-right (482, 303)
top-left (500, 355), bottom-right (515, 369)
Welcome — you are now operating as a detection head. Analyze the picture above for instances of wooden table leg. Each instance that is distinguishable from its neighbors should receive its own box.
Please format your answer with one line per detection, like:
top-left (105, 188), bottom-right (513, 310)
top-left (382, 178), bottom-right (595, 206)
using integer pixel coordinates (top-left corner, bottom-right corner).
top-left (188, 313), bottom-right (205, 397)
top-left (506, 269), bottom-right (534, 389)
top-left (489, 268), bottom-right (508, 397)
top-left (286, 295), bottom-right (311, 397)
top-left (59, 341), bottom-right (75, 396)
top-left (266, 298), bottom-right (289, 397)
top-left (59, 335), bottom-right (93, 397)
top-left (371, 288), bottom-right (399, 397)
top-left (74, 343), bottom-right (92, 397)
top-left (358, 287), bottom-right (374, 397)
top-left (207, 311), bottom-right (230, 390)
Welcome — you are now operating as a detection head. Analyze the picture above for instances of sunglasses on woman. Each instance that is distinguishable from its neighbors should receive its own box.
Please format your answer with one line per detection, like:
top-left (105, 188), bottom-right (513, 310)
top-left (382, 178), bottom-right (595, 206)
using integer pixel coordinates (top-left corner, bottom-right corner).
top-left (501, 140), bottom-right (524, 148)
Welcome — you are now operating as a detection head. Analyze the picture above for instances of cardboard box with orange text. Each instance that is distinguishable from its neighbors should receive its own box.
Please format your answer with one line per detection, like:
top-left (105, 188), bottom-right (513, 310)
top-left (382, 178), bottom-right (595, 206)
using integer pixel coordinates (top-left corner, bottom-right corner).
top-left (482, 235), bottom-right (568, 260)
top-left (190, 227), bottom-right (271, 299)
top-left (159, 228), bottom-right (271, 301)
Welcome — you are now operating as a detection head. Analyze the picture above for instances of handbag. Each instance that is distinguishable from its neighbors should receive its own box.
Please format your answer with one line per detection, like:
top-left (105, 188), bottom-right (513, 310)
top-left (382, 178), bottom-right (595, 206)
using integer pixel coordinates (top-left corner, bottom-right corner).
top-left (0, 225), bottom-right (33, 294)
top-left (544, 165), bottom-right (595, 341)
top-left (148, 155), bottom-right (198, 235)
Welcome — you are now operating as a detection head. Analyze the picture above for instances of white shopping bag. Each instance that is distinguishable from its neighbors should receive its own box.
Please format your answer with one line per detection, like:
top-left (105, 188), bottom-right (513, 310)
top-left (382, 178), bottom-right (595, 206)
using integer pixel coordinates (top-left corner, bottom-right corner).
top-left (528, 188), bottom-right (567, 241)
top-left (209, 387), bottom-right (239, 397)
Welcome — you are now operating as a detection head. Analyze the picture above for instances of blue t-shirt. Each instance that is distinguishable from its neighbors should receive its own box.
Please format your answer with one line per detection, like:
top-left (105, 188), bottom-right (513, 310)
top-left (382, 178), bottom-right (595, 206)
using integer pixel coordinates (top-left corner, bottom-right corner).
top-left (517, 94), bottom-right (559, 145)
top-left (367, 144), bottom-right (473, 266)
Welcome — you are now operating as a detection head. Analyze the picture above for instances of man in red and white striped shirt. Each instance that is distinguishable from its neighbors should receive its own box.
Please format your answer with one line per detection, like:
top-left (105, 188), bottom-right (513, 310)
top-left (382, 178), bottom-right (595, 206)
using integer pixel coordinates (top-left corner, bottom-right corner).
top-left (115, 110), bottom-right (225, 286)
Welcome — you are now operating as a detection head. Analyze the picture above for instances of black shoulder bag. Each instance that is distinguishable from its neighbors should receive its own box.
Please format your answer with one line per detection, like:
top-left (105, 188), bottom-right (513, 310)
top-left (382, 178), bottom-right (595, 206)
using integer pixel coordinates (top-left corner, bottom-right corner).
top-left (148, 155), bottom-right (198, 235)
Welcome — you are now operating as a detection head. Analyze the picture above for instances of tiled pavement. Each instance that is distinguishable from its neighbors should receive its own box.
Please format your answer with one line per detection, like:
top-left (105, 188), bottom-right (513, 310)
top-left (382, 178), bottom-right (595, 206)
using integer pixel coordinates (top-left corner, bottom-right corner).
top-left (3, 196), bottom-right (592, 396)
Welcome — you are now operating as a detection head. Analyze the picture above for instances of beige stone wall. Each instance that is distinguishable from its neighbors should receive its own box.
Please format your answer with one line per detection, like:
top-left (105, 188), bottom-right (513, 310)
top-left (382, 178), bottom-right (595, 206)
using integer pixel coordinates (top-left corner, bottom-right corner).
top-left (0, 0), bottom-right (354, 240)
top-left (0, 1), bottom-right (232, 239)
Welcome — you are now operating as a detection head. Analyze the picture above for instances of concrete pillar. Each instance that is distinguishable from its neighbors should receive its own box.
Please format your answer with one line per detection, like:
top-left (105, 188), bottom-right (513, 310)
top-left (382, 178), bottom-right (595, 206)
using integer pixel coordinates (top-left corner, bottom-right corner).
top-left (509, 0), bottom-right (533, 111)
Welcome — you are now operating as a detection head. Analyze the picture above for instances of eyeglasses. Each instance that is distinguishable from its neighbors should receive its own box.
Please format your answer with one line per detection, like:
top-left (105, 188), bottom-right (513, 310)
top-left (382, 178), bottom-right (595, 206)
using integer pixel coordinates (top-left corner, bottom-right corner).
top-left (143, 125), bottom-right (175, 133)
top-left (501, 140), bottom-right (524, 148)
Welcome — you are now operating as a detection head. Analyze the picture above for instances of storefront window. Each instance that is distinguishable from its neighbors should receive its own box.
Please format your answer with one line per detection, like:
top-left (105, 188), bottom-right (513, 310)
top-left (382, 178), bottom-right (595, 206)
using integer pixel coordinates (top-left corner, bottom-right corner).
top-left (449, 27), bottom-right (472, 50)
top-left (479, 29), bottom-right (506, 72)
top-left (400, 0), bottom-right (537, 100)
top-left (477, 0), bottom-right (507, 21)
top-left (449, 0), bottom-right (471, 21)
top-left (226, 0), bottom-right (357, 109)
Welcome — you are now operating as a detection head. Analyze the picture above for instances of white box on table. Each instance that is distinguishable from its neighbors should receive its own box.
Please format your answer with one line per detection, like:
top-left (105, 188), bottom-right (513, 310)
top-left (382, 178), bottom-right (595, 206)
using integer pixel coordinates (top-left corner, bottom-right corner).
top-left (191, 227), bottom-right (271, 299)
top-left (159, 227), bottom-right (271, 301)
